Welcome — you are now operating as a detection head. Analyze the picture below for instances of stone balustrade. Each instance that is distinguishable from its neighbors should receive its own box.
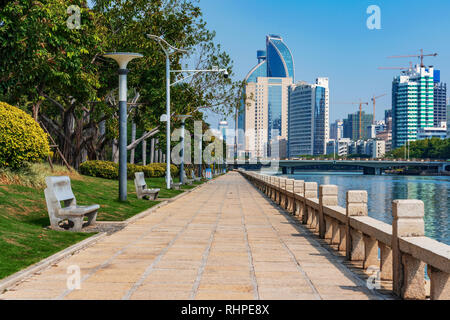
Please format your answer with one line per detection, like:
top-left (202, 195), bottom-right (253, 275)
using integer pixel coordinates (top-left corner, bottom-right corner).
top-left (239, 170), bottom-right (450, 300)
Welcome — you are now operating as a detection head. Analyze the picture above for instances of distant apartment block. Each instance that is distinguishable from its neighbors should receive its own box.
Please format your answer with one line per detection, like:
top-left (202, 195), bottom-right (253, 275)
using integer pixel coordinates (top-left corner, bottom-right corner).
top-left (416, 122), bottom-right (447, 140)
top-left (330, 119), bottom-right (343, 140)
top-left (343, 111), bottom-right (373, 141)
top-left (326, 138), bottom-right (351, 157)
top-left (288, 78), bottom-right (329, 157)
top-left (433, 70), bottom-right (447, 127)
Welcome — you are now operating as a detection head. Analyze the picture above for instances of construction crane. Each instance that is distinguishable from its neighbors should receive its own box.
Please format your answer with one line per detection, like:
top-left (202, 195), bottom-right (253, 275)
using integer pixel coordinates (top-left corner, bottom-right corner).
top-left (378, 62), bottom-right (414, 73)
top-left (335, 101), bottom-right (369, 139)
top-left (388, 49), bottom-right (438, 68)
top-left (370, 94), bottom-right (387, 125)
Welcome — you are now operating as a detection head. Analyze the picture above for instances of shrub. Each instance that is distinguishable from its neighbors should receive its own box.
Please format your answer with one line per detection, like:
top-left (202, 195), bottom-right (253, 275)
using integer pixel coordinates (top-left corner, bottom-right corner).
top-left (79, 160), bottom-right (179, 180)
top-left (79, 160), bottom-right (119, 179)
top-left (0, 102), bottom-right (50, 169)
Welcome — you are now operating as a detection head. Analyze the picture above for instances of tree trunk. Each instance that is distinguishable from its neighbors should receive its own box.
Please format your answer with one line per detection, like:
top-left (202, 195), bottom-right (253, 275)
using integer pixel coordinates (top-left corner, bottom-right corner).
top-left (142, 138), bottom-right (147, 166)
top-left (130, 121), bottom-right (136, 164)
top-left (112, 139), bottom-right (119, 163)
top-left (150, 138), bottom-right (155, 163)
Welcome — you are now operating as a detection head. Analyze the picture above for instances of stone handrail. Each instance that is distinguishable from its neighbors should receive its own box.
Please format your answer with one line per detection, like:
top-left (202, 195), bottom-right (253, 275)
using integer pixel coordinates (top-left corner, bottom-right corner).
top-left (238, 170), bottom-right (450, 300)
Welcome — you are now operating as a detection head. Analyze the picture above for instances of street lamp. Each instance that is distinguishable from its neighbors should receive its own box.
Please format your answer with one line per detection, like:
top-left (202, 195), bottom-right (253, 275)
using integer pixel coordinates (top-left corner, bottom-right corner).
top-left (104, 52), bottom-right (143, 201)
top-left (146, 34), bottom-right (229, 189)
top-left (176, 115), bottom-right (191, 184)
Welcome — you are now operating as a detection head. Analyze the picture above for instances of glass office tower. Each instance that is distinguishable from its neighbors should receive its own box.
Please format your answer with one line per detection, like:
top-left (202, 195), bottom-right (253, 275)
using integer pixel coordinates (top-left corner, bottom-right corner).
top-left (266, 35), bottom-right (295, 79)
top-left (238, 35), bottom-right (294, 158)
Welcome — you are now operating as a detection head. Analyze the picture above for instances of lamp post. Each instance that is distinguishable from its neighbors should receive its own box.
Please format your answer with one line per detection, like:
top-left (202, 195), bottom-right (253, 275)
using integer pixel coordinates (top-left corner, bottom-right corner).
top-left (104, 52), bottom-right (143, 201)
top-left (145, 34), bottom-right (229, 189)
top-left (176, 115), bottom-right (191, 184)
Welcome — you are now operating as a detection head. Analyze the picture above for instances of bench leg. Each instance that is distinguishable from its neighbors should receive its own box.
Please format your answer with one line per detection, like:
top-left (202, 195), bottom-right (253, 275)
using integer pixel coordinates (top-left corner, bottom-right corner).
top-left (86, 211), bottom-right (98, 226)
top-left (148, 193), bottom-right (158, 201)
top-left (71, 217), bottom-right (84, 232)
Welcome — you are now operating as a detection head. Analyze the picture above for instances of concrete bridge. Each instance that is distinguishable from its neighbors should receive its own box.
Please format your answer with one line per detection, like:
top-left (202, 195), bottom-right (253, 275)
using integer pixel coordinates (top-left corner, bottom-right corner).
top-left (234, 159), bottom-right (450, 175)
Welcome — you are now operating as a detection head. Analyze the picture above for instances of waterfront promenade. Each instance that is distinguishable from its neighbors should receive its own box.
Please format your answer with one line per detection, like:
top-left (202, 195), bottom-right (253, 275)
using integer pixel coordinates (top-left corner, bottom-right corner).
top-left (0, 172), bottom-right (383, 300)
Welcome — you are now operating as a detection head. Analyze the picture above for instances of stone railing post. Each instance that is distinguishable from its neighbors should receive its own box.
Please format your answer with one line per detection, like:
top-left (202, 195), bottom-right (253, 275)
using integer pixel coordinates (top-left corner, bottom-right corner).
top-left (429, 266), bottom-right (450, 300)
top-left (392, 200), bottom-right (426, 300)
top-left (319, 185), bottom-right (338, 239)
top-left (345, 191), bottom-right (368, 261)
top-left (294, 180), bottom-right (305, 219)
top-left (279, 178), bottom-right (286, 207)
top-left (285, 179), bottom-right (295, 213)
top-left (379, 242), bottom-right (393, 281)
top-left (302, 182), bottom-right (318, 226)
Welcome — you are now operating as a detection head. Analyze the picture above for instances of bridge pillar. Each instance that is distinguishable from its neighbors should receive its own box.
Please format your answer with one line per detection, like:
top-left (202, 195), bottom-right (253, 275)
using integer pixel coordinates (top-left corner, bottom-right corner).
top-left (363, 167), bottom-right (376, 175)
top-left (290, 167), bottom-right (295, 174)
top-left (281, 167), bottom-right (287, 174)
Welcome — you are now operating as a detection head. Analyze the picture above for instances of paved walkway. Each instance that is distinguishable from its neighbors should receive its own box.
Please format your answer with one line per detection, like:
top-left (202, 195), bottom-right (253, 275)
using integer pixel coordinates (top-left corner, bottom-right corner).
top-left (0, 172), bottom-right (383, 300)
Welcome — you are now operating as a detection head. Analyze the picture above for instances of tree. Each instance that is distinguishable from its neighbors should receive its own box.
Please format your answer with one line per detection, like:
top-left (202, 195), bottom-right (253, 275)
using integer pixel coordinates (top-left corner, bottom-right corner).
top-left (1, 0), bottom-right (241, 168)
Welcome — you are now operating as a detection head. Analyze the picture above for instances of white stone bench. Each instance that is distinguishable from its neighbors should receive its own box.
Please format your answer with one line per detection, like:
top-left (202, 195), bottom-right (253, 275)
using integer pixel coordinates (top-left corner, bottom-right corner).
top-left (44, 176), bottom-right (99, 232)
top-left (191, 171), bottom-right (201, 182)
top-left (182, 172), bottom-right (194, 185)
top-left (134, 172), bottom-right (160, 200)
top-left (170, 176), bottom-right (182, 190)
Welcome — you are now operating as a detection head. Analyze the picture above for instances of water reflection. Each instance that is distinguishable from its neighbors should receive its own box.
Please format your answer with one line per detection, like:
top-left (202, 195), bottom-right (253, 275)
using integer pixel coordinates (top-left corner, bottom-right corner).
top-left (281, 172), bottom-right (450, 245)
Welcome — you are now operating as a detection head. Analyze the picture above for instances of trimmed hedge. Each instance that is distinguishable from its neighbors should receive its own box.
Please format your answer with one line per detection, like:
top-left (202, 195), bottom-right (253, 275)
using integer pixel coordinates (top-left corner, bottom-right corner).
top-left (0, 102), bottom-right (50, 169)
top-left (79, 160), bottom-right (179, 180)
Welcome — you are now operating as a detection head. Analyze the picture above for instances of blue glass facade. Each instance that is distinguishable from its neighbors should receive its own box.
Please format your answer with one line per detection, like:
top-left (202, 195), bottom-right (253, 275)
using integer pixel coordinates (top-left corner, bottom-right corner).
top-left (313, 87), bottom-right (327, 155)
top-left (266, 35), bottom-right (295, 80)
top-left (245, 61), bottom-right (267, 83)
top-left (268, 85), bottom-right (282, 141)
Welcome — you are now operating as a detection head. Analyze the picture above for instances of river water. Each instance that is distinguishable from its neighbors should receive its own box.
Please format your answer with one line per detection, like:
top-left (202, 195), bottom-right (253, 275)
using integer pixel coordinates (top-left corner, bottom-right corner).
top-left (275, 171), bottom-right (450, 245)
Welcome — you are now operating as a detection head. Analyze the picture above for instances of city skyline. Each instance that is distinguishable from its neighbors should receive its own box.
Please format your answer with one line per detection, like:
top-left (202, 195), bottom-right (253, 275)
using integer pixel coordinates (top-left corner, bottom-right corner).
top-left (199, 0), bottom-right (450, 129)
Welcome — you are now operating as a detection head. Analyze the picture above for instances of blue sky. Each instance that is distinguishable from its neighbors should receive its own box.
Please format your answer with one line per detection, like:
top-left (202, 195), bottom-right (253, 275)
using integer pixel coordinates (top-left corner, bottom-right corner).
top-left (199, 0), bottom-right (450, 129)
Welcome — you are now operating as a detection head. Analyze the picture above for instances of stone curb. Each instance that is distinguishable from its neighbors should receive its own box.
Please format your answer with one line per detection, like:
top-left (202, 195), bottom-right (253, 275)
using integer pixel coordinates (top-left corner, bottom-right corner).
top-left (0, 232), bottom-right (107, 293)
top-left (0, 175), bottom-right (223, 293)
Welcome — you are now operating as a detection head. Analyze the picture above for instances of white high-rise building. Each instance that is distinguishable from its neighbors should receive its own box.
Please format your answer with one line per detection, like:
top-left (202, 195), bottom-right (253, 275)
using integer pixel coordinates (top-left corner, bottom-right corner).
top-left (288, 78), bottom-right (329, 157)
top-left (244, 77), bottom-right (292, 158)
top-left (392, 65), bottom-right (434, 148)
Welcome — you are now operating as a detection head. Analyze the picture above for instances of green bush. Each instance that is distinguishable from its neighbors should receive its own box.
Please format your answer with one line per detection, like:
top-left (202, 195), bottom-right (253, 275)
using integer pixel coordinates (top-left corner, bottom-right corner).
top-left (79, 160), bottom-right (118, 179)
top-left (0, 102), bottom-right (50, 169)
top-left (79, 160), bottom-right (179, 180)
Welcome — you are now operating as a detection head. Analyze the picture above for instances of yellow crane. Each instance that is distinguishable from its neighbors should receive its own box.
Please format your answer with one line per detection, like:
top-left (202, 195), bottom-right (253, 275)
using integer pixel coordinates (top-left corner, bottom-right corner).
top-left (370, 94), bottom-right (387, 125)
top-left (335, 101), bottom-right (369, 139)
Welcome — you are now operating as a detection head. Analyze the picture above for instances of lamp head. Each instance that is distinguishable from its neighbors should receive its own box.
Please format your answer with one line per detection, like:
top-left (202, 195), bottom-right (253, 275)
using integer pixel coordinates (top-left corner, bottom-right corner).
top-left (223, 69), bottom-right (229, 79)
top-left (176, 115), bottom-right (192, 123)
top-left (104, 52), bottom-right (143, 69)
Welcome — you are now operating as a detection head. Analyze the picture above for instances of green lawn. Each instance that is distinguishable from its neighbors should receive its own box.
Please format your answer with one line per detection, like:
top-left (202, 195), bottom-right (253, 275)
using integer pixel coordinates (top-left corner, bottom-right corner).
top-left (0, 174), bottom-right (204, 280)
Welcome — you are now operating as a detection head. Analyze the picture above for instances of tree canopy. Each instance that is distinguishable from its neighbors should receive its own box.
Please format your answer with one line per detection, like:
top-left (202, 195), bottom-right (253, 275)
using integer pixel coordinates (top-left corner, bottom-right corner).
top-left (386, 138), bottom-right (450, 160)
top-left (0, 0), bottom-right (241, 168)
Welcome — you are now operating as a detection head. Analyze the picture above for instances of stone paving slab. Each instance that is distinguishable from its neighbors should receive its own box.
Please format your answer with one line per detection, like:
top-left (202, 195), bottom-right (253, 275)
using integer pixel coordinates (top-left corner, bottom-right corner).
top-left (0, 172), bottom-right (384, 300)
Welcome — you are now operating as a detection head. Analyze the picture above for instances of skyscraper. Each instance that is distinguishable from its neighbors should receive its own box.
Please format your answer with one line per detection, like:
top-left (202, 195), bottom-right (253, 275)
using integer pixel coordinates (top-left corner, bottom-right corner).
top-left (266, 35), bottom-right (295, 79)
top-left (218, 121), bottom-right (228, 144)
top-left (433, 70), bottom-right (447, 127)
top-left (330, 120), bottom-right (344, 140)
top-left (392, 65), bottom-right (434, 148)
top-left (343, 111), bottom-right (373, 141)
top-left (238, 35), bottom-right (294, 158)
top-left (288, 78), bottom-right (329, 156)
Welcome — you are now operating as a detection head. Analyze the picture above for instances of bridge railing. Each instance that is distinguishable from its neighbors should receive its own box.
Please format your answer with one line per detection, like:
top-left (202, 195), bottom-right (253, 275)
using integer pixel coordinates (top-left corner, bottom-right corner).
top-left (238, 170), bottom-right (450, 300)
